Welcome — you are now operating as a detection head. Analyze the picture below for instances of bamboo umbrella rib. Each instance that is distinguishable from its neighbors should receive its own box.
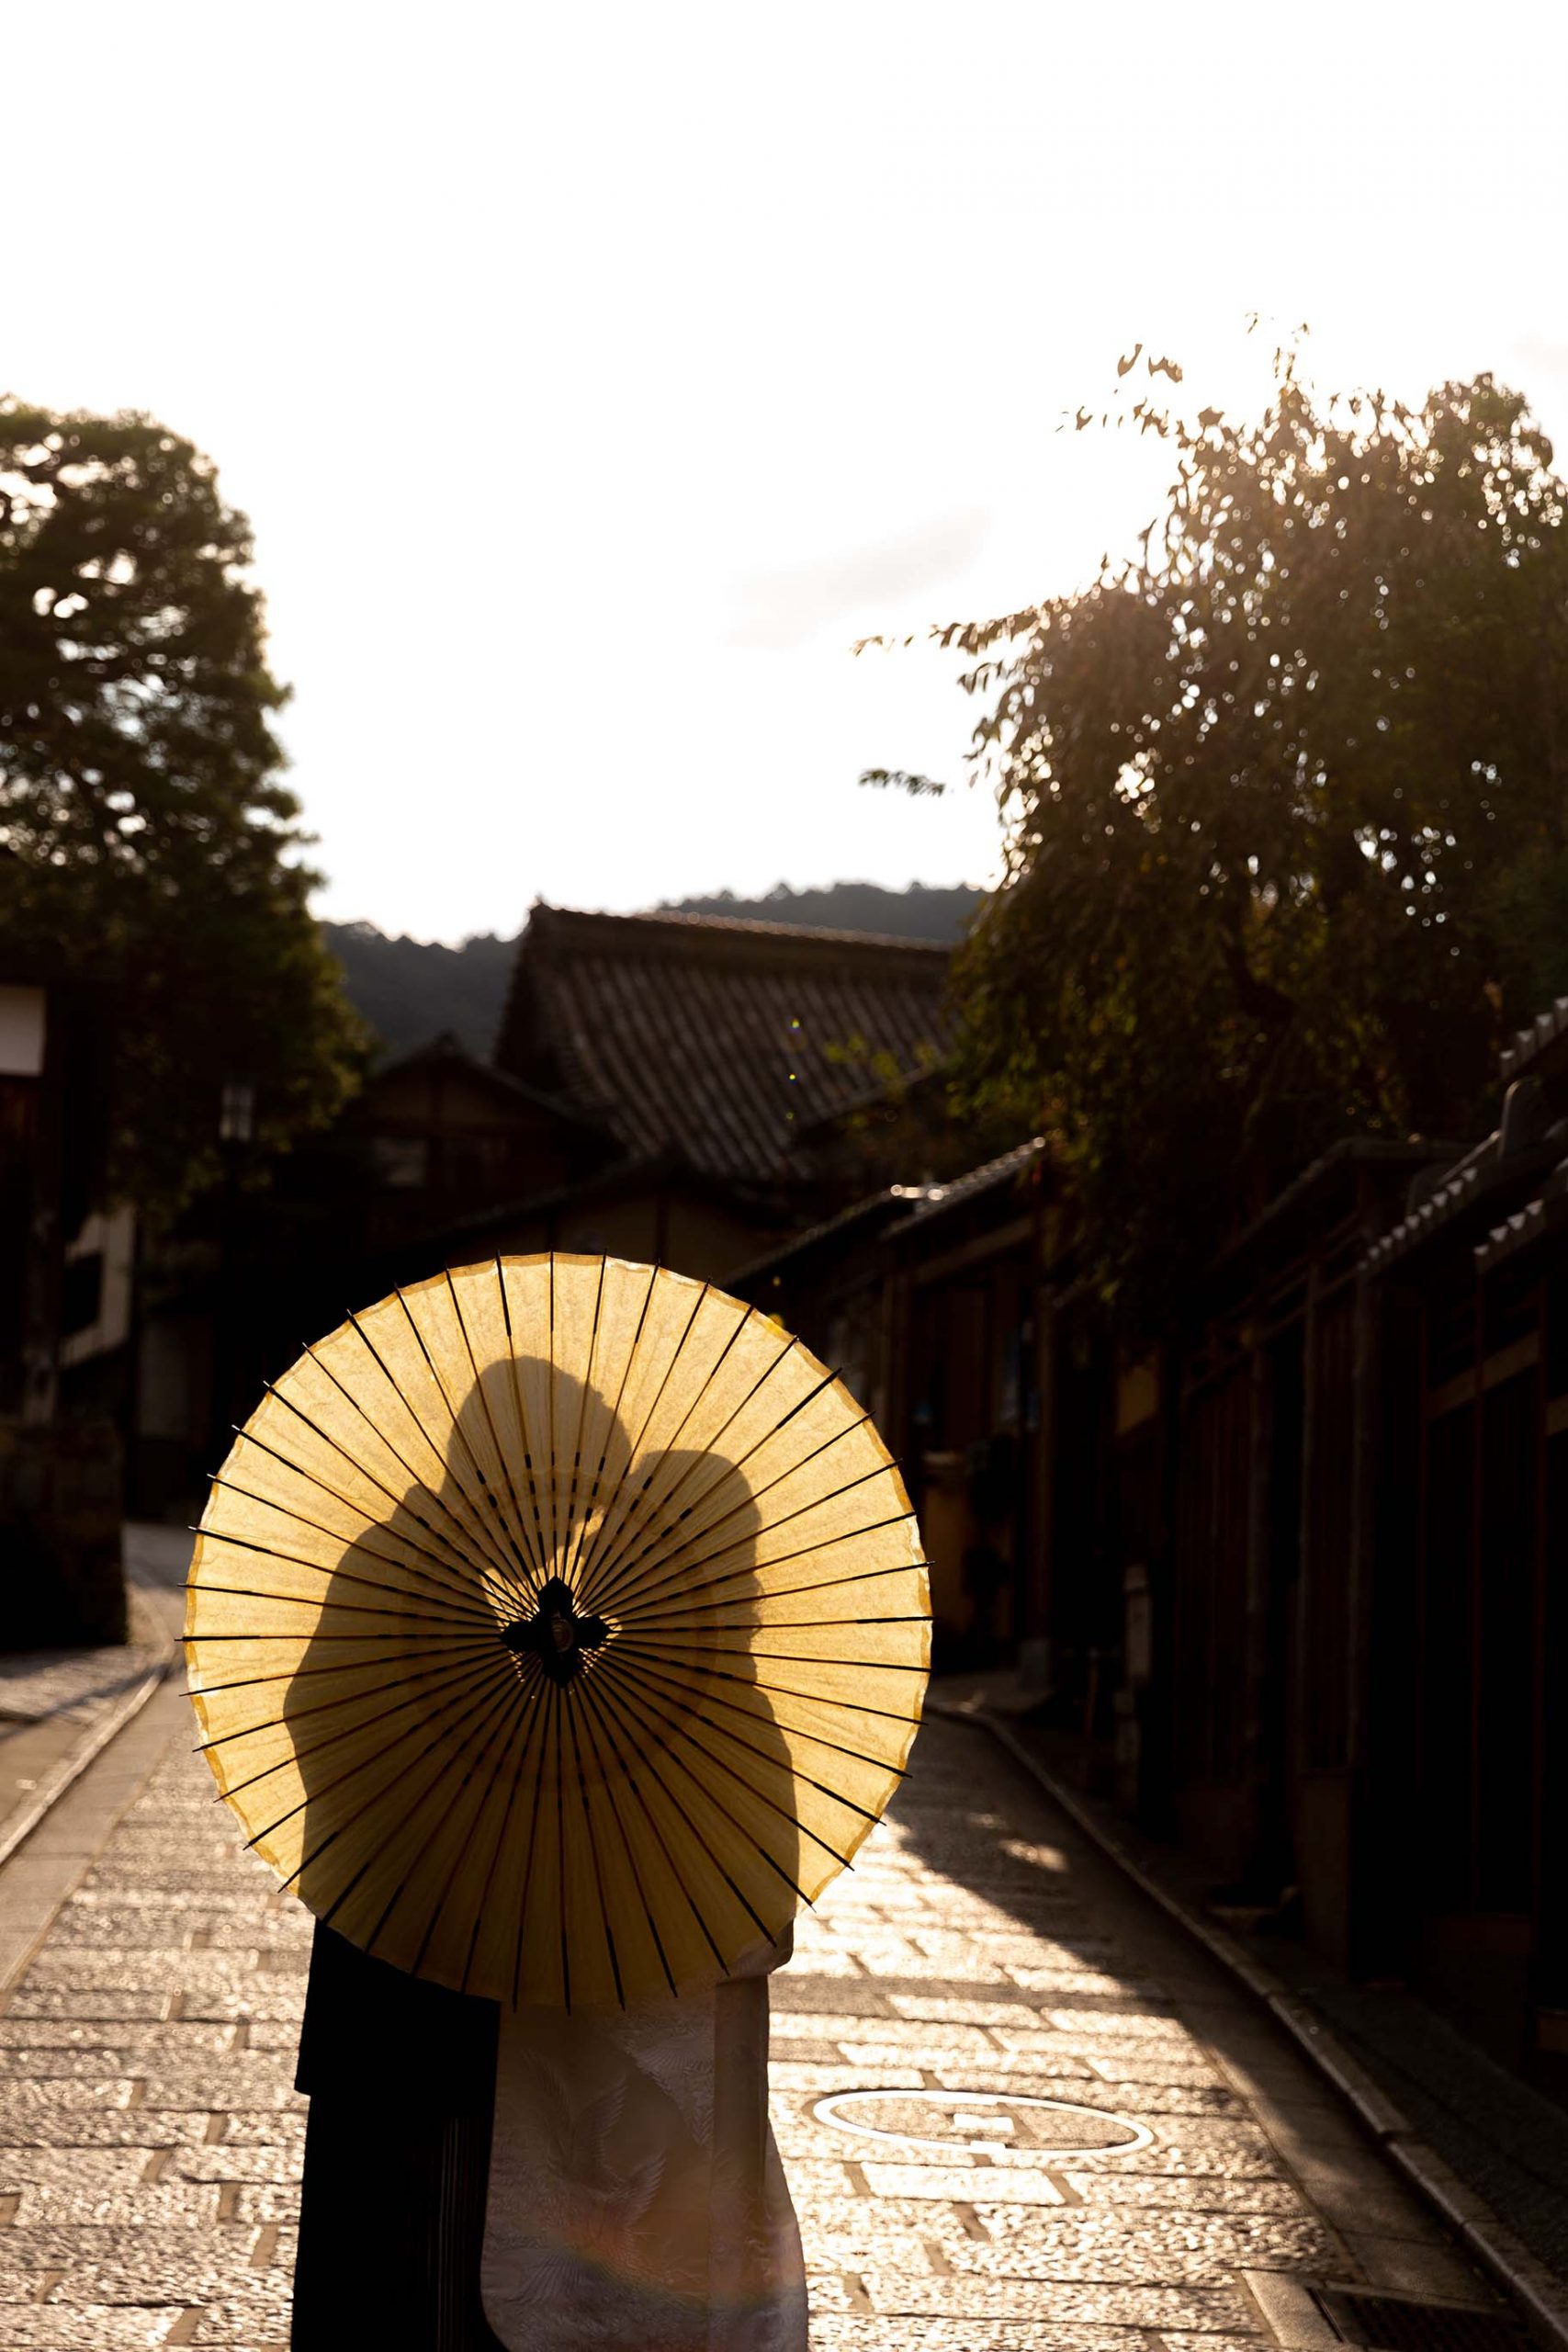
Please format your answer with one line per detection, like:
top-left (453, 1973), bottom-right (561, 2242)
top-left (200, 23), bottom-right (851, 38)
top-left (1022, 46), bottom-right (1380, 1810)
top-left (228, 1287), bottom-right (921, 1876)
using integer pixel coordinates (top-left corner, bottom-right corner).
top-left (559, 1258), bottom-right (658, 1589)
top-left (192, 1628), bottom-right (502, 1645)
top-left (296, 1339), bottom-right (529, 1603)
top-left (367, 1658), bottom-right (544, 1966)
top-left (535, 1255), bottom-right (562, 1575)
top-left (569, 1668), bottom-right (698, 1998)
top-left (459, 1664), bottom-right (554, 1996)
top-left (497, 1268), bottom-right (557, 1576)
top-left (339, 1312), bottom-right (532, 1608)
top-left (510, 1678), bottom-right (561, 2006)
top-left (564, 1257), bottom-right (609, 1572)
top-left (579, 1298), bottom-right (766, 1565)
top-left (623, 1634), bottom-right (928, 1672)
top-left (633, 1284), bottom-right (739, 1465)
top-left (219, 1423), bottom-right (512, 1619)
top-left (211, 1646), bottom-right (510, 1806)
top-left (584, 1643), bottom-right (908, 1782)
top-left (568, 1278), bottom-right (712, 1589)
top-left (410, 1657), bottom-right (545, 1979)
top-left (413, 1656), bottom-right (566, 1984)
top-left (598, 1648), bottom-right (924, 1730)
top-left (552, 1261), bottom-right (567, 1576)
top-left (205, 1475), bottom-right (511, 1623)
top-left (384, 1295), bottom-right (545, 1601)
top-left (542, 1259), bottom-right (562, 1573)
top-left (613, 1551), bottom-right (924, 1622)
top-left (300, 1657), bottom-right (541, 1943)
top-left (243, 1638), bottom-right (526, 1861)
top-left (625, 1607), bottom-right (929, 1637)
top-left (588, 1644), bottom-right (840, 1887)
top-left (552, 1682), bottom-right (570, 2007)
top-left (600, 1496), bottom-right (915, 1630)
top-left (564, 1270), bottom-right (747, 1599)
top-left (190, 1534), bottom-right (501, 1632)
top-left (581, 1657), bottom-right (777, 1946)
top-left (191, 1637), bottom-right (507, 1755)
top-left (574, 1347), bottom-right (833, 1605)
top-left (189, 1625), bottom-right (503, 1699)
top-left (583, 1438), bottom-right (889, 1623)
top-left (570, 1656), bottom-right (747, 2000)
top-left (579, 1383), bottom-right (866, 1619)
top-left (549, 1257), bottom-right (605, 1594)
top-left (564, 1283), bottom-right (703, 1596)
top-left (214, 1644), bottom-right (513, 1805)
top-left (588, 1643), bottom-right (887, 1833)
top-left (590, 1645), bottom-right (860, 1870)
top-left (446, 1266), bottom-right (551, 1589)
top-left (401, 1276), bottom-right (537, 1548)
top-left (265, 1367), bottom-right (528, 1615)
top-left (561, 1678), bottom-right (624, 2007)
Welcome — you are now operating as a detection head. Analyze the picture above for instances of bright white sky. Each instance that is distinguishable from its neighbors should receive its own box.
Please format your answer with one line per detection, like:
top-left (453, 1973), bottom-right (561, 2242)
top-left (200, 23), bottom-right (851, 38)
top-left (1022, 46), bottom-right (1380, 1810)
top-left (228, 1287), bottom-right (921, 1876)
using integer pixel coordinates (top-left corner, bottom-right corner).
top-left (7, 4), bottom-right (1566, 942)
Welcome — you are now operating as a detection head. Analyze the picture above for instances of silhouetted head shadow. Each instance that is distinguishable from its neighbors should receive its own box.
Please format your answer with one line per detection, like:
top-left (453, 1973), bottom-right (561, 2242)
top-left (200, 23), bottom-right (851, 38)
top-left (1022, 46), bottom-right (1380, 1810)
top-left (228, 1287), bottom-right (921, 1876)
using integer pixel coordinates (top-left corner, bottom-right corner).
top-left (283, 1348), bottom-right (799, 2012)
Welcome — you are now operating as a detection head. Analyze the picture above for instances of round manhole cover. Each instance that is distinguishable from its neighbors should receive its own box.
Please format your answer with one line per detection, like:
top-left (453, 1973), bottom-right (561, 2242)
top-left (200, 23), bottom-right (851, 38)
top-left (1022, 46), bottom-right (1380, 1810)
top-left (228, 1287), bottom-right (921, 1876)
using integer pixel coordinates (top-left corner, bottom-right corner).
top-left (811, 2087), bottom-right (1153, 2160)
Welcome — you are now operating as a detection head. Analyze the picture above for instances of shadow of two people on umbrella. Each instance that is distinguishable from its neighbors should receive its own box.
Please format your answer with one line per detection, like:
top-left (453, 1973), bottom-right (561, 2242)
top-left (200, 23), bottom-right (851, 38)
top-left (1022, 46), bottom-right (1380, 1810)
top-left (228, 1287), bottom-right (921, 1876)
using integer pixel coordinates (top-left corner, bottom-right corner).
top-left (283, 1348), bottom-right (807, 2352)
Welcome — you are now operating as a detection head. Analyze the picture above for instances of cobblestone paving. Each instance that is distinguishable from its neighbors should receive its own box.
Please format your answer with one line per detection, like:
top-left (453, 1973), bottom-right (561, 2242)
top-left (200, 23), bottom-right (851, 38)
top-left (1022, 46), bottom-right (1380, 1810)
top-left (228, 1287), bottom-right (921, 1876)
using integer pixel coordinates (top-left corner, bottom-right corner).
top-left (0, 1641), bottom-right (164, 1735)
top-left (0, 1707), bottom-right (1487, 2347)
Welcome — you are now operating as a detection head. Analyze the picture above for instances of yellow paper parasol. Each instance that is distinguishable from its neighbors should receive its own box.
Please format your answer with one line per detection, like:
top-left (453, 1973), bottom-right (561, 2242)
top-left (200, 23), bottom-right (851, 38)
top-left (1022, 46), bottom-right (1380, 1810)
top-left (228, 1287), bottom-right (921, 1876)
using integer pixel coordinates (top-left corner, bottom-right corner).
top-left (186, 1253), bottom-right (930, 2007)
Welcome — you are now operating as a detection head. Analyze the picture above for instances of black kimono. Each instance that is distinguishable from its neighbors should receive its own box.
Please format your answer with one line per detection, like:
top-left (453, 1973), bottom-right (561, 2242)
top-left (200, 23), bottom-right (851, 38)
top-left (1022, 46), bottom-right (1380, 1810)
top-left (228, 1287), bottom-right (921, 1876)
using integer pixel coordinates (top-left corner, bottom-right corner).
top-left (290, 1924), bottom-right (503, 2351)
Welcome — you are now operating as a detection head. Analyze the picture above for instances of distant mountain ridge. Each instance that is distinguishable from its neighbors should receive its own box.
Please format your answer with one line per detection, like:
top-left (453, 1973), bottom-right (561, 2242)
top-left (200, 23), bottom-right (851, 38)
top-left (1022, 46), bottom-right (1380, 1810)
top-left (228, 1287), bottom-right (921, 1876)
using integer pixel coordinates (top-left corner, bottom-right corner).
top-left (323, 881), bottom-right (981, 1061)
top-left (654, 881), bottom-right (982, 941)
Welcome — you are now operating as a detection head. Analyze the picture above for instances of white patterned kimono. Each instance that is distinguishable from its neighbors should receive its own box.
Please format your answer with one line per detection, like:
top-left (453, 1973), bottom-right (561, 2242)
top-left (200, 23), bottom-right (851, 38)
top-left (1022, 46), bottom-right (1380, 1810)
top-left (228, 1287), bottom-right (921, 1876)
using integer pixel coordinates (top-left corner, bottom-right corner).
top-left (480, 1935), bottom-right (807, 2352)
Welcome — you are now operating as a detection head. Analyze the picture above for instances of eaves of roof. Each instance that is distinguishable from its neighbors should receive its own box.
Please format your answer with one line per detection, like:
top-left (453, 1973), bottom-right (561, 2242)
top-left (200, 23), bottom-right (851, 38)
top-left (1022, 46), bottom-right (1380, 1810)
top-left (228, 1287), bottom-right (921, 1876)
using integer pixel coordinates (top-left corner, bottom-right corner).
top-left (1500, 995), bottom-right (1568, 1086)
top-left (389, 1146), bottom-right (731, 1258)
top-left (529, 901), bottom-right (953, 959)
top-left (1362, 1128), bottom-right (1565, 1277)
top-left (1362, 1136), bottom-right (1498, 1274)
top-left (369, 1031), bottom-right (606, 1132)
top-left (895, 1138), bottom-right (1047, 1238)
top-left (724, 1185), bottom-right (937, 1291)
top-left (1213, 1136), bottom-right (1445, 1276)
top-left (1473, 1152), bottom-right (1568, 1276)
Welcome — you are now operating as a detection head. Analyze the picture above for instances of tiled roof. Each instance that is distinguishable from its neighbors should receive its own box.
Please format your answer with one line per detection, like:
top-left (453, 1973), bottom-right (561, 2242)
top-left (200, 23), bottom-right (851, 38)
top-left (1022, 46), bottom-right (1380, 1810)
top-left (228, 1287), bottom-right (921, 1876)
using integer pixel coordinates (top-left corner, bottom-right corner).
top-left (1500, 995), bottom-right (1568, 1084)
top-left (1474, 1152), bottom-right (1568, 1274)
top-left (1362, 1136), bottom-right (1499, 1273)
top-left (1213, 1137), bottom-right (1442, 1272)
top-left (495, 904), bottom-right (951, 1186)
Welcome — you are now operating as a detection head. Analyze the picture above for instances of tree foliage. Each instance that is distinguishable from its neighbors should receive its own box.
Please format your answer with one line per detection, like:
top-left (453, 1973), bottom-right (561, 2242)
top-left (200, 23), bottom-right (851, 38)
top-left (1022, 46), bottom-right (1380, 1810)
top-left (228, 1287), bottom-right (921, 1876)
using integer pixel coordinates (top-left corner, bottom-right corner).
top-left (0, 398), bottom-right (364, 1213)
top-left (866, 343), bottom-right (1568, 1320)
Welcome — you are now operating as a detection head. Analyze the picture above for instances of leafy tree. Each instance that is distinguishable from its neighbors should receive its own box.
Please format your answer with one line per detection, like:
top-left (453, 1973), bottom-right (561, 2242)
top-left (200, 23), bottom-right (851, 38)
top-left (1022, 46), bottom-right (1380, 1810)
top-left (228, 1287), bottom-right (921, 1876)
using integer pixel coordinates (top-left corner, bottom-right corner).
top-left (865, 343), bottom-right (1568, 1320)
top-left (0, 398), bottom-right (364, 1213)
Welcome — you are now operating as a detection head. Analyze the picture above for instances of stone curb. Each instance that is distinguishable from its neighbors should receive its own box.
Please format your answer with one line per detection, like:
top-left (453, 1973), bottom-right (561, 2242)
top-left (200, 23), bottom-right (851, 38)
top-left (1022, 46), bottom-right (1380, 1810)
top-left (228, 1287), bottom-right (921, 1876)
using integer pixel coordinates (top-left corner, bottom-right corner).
top-left (931, 1697), bottom-right (1568, 2352)
top-left (0, 1649), bottom-right (175, 1873)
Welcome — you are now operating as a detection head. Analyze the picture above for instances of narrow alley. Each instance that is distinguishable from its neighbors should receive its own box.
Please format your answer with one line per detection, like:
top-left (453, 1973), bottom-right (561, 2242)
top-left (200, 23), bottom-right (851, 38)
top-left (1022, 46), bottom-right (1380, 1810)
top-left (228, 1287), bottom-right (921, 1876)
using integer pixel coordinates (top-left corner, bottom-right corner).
top-left (0, 1601), bottom-right (1508, 2350)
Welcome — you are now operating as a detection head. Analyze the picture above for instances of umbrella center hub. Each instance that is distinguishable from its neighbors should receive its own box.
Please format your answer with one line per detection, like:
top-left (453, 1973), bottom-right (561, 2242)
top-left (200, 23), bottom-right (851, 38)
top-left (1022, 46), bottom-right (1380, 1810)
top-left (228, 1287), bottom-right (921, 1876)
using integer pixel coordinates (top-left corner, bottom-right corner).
top-left (502, 1576), bottom-right (610, 1688)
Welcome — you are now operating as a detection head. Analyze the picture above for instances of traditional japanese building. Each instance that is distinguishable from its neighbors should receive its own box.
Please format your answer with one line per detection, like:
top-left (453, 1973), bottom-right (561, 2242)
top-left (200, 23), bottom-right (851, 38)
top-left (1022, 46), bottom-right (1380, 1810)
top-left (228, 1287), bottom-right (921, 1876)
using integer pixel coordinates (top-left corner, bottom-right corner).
top-left (1359, 1004), bottom-right (1568, 2090)
top-left (0, 967), bottom-right (125, 1645)
top-left (126, 902), bottom-right (957, 1514)
top-left (728, 1006), bottom-right (1568, 2103)
top-left (481, 902), bottom-right (954, 1272)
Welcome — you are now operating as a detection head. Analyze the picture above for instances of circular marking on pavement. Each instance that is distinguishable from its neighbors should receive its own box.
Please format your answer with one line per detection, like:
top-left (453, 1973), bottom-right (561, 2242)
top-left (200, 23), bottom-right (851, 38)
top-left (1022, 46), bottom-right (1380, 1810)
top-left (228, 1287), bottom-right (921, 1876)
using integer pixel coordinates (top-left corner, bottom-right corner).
top-left (811, 2087), bottom-right (1154, 2160)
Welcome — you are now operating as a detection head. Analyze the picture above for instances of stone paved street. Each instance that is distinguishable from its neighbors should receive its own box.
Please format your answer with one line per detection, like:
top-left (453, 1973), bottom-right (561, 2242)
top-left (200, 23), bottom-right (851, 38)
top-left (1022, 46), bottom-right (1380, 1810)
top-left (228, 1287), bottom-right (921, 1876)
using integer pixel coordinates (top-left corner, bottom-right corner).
top-left (0, 1529), bottom-right (184, 1863)
top-left (0, 1688), bottom-right (1499, 2348)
